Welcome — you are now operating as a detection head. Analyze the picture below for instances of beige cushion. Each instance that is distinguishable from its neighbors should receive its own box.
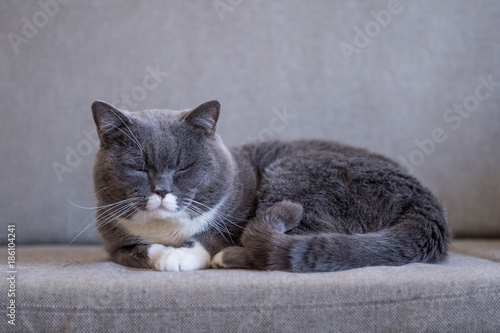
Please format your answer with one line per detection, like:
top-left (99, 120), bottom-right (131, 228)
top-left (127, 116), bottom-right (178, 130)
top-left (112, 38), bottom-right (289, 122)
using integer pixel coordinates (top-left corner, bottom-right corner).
top-left (449, 239), bottom-right (500, 263)
top-left (2, 242), bottom-right (500, 332)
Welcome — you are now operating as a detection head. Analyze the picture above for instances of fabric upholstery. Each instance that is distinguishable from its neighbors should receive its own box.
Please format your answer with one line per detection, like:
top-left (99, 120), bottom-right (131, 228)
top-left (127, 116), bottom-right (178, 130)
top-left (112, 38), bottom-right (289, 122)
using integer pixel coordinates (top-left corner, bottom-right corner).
top-left (450, 239), bottom-right (500, 263)
top-left (1, 0), bottom-right (499, 244)
top-left (1, 244), bottom-right (499, 332)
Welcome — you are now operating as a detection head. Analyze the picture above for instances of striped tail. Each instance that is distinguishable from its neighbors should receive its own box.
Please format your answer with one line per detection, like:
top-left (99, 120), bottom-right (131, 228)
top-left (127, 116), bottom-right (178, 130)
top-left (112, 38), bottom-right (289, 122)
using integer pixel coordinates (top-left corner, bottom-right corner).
top-left (241, 201), bottom-right (450, 272)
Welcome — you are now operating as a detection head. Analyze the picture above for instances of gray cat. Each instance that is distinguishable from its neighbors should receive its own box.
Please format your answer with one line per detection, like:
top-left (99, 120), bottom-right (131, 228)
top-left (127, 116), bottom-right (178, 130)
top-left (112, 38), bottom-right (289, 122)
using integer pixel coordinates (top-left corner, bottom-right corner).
top-left (91, 100), bottom-right (450, 272)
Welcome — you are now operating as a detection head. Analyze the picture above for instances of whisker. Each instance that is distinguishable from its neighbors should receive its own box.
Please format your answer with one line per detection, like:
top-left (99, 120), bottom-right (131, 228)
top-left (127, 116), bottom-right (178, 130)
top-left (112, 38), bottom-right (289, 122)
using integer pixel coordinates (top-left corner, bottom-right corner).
top-left (184, 201), bottom-right (237, 245)
top-left (179, 198), bottom-right (247, 235)
top-left (189, 199), bottom-right (247, 222)
top-left (70, 198), bottom-right (140, 240)
top-left (67, 197), bottom-right (138, 210)
top-left (83, 186), bottom-right (109, 200)
top-left (110, 110), bottom-right (146, 153)
top-left (101, 118), bottom-right (145, 155)
top-left (69, 197), bottom-right (142, 245)
top-left (69, 202), bottom-right (132, 245)
top-left (212, 218), bottom-right (235, 245)
top-left (95, 199), bottom-right (141, 225)
top-left (83, 206), bottom-right (136, 244)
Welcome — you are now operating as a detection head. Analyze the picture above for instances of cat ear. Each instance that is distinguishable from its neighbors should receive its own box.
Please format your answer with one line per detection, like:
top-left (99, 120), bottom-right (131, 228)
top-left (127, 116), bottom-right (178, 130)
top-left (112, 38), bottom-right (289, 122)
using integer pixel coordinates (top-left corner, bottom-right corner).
top-left (91, 101), bottom-right (131, 141)
top-left (184, 100), bottom-right (220, 136)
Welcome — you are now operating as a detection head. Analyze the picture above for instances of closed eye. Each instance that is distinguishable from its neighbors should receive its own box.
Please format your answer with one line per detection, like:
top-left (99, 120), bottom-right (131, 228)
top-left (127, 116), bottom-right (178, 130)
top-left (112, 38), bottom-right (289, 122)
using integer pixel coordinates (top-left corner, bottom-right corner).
top-left (126, 164), bottom-right (147, 174)
top-left (132, 169), bottom-right (148, 177)
top-left (177, 162), bottom-right (196, 173)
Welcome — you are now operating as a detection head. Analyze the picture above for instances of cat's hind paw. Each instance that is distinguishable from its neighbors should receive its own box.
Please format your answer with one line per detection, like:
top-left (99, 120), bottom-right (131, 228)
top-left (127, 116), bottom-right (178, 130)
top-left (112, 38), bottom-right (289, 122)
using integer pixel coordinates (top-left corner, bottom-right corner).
top-left (210, 251), bottom-right (226, 269)
top-left (211, 246), bottom-right (254, 269)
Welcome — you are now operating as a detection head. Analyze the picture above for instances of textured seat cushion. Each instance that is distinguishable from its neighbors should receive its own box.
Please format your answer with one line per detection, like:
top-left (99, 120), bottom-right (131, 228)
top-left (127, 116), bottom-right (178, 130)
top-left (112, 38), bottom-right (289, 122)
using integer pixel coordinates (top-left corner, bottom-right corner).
top-left (449, 239), bottom-right (500, 263)
top-left (1, 243), bottom-right (499, 332)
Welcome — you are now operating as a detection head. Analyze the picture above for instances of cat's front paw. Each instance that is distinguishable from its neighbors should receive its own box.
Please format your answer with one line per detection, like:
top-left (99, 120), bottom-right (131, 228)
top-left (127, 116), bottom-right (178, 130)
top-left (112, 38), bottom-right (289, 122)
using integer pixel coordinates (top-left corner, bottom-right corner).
top-left (148, 243), bottom-right (210, 272)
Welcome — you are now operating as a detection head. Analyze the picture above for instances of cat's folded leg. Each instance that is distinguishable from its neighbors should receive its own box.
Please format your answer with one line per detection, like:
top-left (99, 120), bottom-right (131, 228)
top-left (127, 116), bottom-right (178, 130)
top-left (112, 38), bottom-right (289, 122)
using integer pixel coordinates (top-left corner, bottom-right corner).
top-left (211, 201), bottom-right (303, 270)
top-left (211, 246), bottom-right (255, 269)
top-left (254, 200), bottom-right (303, 232)
top-left (108, 244), bottom-right (152, 269)
top-left (148, 241), bottom-right (211, 272)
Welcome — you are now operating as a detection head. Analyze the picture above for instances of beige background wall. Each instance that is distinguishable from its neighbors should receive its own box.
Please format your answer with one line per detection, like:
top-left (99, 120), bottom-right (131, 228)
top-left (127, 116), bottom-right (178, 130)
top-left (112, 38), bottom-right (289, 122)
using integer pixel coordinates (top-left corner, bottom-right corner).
top-left (1, 0), bottom-right (499, 244)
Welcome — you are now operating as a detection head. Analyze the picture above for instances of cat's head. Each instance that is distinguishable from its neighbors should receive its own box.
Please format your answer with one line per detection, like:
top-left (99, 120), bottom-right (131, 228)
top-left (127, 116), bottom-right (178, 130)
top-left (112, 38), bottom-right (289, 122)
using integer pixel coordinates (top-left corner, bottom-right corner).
top-left (91, 100), bottom-right (235, 223)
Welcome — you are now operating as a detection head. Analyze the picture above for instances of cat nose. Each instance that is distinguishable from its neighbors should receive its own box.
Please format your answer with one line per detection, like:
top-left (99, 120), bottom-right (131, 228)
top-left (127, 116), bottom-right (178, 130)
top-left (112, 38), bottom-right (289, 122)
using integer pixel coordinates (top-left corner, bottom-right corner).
top-left (154, 190), bottom-right (170, 198)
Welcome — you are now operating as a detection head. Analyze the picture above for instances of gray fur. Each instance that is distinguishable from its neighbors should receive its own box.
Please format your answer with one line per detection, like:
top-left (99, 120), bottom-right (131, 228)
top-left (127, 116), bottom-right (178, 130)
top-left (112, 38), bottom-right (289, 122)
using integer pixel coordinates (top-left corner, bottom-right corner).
top-left (92, 100), bottom-right (450, 272)
top-left (212, 246), bottom-right (255, 269)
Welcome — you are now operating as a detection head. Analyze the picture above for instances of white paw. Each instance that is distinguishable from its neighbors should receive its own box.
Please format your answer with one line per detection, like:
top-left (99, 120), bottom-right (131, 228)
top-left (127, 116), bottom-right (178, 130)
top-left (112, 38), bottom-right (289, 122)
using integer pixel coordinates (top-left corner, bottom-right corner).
top-left (148, 242), bottom-right (210, 272)
top-left (210, 251), bottom-right (226, 269)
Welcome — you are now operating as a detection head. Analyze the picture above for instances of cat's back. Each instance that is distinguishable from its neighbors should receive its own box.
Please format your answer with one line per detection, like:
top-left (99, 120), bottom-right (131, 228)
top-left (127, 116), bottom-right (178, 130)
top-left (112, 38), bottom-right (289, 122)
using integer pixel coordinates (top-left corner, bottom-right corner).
top-left (235, 140), bottom-right (403, 175)
top-left (234, 140), bottom-right (442, 237)
top-left (233, 140), bottom-right (426, 215)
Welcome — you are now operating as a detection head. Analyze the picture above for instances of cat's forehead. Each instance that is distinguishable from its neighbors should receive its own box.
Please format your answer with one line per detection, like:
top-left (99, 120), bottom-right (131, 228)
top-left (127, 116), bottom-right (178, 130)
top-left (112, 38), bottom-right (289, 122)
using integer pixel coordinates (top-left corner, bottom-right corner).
top-left (123, 108), bottom-right (196, 148)
top-left (128, 108), bottom-right (192, 122)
